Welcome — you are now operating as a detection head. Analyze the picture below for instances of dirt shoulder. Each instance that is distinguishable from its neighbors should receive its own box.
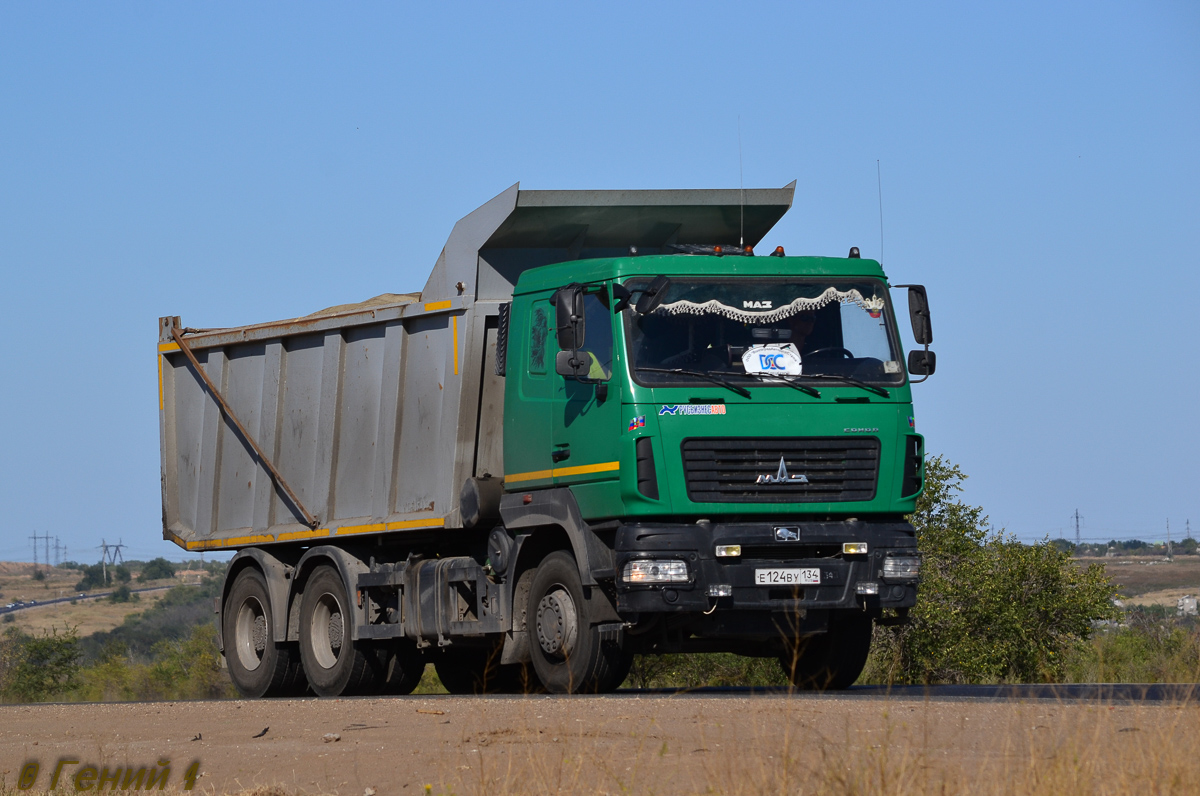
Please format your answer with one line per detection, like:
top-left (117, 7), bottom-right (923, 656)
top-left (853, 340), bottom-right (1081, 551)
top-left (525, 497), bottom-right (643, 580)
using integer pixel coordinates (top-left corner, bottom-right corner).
top-left (1, 693), bottom-right (1196, 795)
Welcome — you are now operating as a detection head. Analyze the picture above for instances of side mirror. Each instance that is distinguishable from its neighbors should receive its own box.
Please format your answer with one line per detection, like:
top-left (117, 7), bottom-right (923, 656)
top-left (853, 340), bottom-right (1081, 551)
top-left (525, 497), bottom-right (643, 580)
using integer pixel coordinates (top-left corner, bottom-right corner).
top-left (555, 349), bottom-right (591, 379)
top-left (904, 285), bottom-right (933, 346)
top-left (553, 285), bottom-right (585, 351)
top-left (634, 275), bottom-right (672, 314)
top-left (908, 349), bottom-right (936, 376)
top-left (612, 284), bottom-right (633, 313)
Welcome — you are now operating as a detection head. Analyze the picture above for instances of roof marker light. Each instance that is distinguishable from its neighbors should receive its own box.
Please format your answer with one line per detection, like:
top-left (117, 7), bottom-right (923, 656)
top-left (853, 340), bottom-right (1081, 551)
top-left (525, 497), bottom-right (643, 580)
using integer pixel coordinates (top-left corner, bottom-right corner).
top-left (771, 246), bottom-right (785, 257)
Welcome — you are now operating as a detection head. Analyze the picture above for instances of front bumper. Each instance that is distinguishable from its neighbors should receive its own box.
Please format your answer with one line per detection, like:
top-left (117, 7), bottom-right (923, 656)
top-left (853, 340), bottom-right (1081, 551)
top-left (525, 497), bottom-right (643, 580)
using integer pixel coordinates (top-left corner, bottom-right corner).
top-left (614, 519), bottom-right (919, 615)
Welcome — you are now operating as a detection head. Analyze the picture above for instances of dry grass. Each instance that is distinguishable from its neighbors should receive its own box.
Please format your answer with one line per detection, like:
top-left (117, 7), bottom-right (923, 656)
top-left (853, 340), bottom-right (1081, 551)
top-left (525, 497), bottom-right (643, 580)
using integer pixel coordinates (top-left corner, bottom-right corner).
top-left (431, 696), bottom-right (1200, 796)
top-left (3, 591), bottom-right (166, 636)
top-left (1084, 556), bottom-right (1200, 599)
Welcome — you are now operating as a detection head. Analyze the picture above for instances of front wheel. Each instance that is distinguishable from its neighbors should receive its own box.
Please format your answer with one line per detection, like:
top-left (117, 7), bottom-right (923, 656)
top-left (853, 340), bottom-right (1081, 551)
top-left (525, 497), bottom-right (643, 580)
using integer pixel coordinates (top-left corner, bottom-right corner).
top-left (527, 551), bottom-right (629, 694)
top-left (298, 566), bottom-right (379, 697)
top-left (779, 611), bottom-right (873, 690)
top-left (222, 567), bottom-right (305, 698)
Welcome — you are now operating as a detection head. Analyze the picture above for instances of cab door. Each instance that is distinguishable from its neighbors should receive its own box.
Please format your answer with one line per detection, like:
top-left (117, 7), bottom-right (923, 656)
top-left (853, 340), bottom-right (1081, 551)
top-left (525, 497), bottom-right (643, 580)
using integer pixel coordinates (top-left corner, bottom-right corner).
top-left (550, 285), bottom-right (622, 518)
top-left (503, 294), bottom-right (557, 489)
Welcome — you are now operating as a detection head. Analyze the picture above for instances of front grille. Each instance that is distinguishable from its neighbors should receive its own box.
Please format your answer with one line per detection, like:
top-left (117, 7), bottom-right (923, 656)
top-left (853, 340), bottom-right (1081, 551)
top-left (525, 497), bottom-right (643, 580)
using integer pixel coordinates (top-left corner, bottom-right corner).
top-left (681, 437), bottom-right (880, 503)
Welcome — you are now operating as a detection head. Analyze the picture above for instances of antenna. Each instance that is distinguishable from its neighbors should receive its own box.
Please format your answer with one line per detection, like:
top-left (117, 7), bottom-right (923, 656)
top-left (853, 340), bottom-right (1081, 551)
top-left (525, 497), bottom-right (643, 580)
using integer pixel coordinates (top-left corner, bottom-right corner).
top-left (738, 116), bottom-right (745, 247)
top-left (876, 160), bottom-right (884, 264)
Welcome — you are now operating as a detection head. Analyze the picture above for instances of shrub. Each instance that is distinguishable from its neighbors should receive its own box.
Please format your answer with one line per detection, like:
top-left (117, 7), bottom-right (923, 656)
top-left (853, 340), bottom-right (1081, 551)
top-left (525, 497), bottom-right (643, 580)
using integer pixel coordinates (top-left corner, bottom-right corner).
top-left (863, 456), bottom-right (1118, 684)
top-left (138, 557), bottom-right (176, 582)
top-left (109, 585), bottom-right (132, 603)
top-left (0, 626), bottom-right (82, 702)
top-left (75, 563), bottom-right (131, 591)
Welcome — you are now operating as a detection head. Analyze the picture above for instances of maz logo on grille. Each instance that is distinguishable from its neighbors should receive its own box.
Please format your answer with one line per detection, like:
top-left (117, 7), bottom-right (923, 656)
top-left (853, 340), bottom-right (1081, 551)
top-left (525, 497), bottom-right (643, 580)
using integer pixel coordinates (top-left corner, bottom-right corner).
top-left (755, 457), bottom-right (809, 485)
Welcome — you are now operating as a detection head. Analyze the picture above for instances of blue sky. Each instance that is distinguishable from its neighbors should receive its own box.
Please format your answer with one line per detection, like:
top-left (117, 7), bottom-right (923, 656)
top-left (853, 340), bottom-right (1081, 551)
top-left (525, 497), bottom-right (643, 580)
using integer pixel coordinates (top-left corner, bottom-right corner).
top-left (1, 2), bottom-right (1197, 561)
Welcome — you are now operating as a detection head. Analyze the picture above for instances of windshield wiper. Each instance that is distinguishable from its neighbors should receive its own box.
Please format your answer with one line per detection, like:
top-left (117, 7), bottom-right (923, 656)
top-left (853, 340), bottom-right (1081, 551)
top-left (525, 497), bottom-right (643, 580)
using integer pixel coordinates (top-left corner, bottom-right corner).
top-left (744, 373), bottom-right (821, 398)
top-left (803, 373), bottom-right (890, 397)
top-left (637, 367), bottom-right (752, 398)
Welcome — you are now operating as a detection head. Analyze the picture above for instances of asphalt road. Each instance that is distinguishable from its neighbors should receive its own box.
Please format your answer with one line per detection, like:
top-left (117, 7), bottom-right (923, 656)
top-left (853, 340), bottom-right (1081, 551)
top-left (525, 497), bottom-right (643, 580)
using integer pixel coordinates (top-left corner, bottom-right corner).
top-left (0, 585), bottom-right (169, 613)
top-left (623, 682), bottom-right (1200, 702)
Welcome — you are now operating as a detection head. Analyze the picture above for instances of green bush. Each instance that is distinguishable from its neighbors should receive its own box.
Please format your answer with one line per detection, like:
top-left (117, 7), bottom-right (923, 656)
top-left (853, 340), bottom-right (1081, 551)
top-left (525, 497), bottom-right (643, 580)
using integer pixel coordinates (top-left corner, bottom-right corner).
top-left (73, 625), bottom-right (235, 702)
top-left (109, 584), bottom-right (132, 603)
top-left (138, 557), bottom-right (176, 582)
top-left (75, 563), bottom-right (131, 591)
top-left (1065, 612), bottom-right (1200, 683)
top-left (863, 456), bottom-right (1118, 684)
top-left (0, 626), bottom-right (82, 702)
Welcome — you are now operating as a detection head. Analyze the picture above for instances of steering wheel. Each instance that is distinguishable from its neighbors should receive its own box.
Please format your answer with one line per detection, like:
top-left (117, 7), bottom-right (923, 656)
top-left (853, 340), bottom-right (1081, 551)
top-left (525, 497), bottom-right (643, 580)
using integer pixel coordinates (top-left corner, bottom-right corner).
top-left (804, 347), bottom-right (854, 359)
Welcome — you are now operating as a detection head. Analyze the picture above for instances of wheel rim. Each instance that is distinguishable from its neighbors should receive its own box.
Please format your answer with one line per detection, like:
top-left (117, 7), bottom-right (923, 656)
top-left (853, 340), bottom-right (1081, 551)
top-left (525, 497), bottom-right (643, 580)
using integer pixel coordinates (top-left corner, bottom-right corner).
top-left (309, 591), bottom-right (345, 670)
top-left (234, 596), bottom-right (268, 672)
top-left (535, 586), bottom-right (578, 661)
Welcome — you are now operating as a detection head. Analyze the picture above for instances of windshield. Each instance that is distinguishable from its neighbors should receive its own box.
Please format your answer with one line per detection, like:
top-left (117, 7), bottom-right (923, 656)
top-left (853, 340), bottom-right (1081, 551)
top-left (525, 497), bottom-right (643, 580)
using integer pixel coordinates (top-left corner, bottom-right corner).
top-left (624, 277), bottom-right (904, 387)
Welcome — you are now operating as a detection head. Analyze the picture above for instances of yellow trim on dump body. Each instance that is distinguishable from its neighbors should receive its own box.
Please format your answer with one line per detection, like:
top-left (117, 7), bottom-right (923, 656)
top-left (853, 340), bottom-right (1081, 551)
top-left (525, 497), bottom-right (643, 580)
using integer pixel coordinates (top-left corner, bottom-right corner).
top-left (424, 300), bottom-right (452, 311)
top-left (504, 460), bottom-right (620, 484)
top-left (157, 342), bottom-right (180, 411)
top-left (164, 518), bottom-right (446, 551)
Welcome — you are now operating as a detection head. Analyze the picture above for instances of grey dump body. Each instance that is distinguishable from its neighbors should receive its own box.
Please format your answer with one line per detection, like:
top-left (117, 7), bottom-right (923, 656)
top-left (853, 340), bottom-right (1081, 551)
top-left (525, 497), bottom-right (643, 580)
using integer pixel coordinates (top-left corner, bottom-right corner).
top-left (158, 183), bottom-right (796, 553)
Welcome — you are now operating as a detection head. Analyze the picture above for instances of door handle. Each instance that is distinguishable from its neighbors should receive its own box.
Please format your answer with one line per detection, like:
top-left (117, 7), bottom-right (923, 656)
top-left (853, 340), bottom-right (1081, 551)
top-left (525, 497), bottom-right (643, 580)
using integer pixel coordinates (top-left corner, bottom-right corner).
top-left (551, 448), bottom-right (571, 463)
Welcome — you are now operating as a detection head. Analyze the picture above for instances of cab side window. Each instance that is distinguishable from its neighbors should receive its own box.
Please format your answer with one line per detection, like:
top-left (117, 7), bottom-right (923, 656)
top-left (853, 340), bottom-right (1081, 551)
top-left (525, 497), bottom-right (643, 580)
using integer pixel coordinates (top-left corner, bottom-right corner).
top-left (582, 291), bottom-right (612, 381)
top-left (528, 303), bottom-right (548, 376)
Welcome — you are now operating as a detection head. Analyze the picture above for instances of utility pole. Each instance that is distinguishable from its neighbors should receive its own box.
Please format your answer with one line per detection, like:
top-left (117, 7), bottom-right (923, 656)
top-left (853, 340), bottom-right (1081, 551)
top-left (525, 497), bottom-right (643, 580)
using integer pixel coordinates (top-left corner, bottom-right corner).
top-left (1167, 518), bottom-right (1173, 561)
top-left (29, 531), bottom-right (53, 572)
top-left (99, 539), bottom-right (109, 585)
top-left (1074, 509), bottom-right (1082, 550)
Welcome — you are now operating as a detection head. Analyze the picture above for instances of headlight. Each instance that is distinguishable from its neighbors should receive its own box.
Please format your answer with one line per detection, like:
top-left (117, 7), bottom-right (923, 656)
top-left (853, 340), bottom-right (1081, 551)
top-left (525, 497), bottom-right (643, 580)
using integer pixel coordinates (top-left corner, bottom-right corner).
top-left (883, 555), bottom-right (921, 579)
top-left (714, 545), bottom-right (742, 557)
top-left (622, 559), bottom-right (688, 584)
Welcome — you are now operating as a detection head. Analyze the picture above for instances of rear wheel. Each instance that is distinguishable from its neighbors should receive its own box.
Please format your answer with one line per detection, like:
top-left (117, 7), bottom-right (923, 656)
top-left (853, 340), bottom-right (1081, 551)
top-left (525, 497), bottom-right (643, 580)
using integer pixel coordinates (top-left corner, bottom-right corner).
top-left (779, 611), bottom-right (873, 690)
top-left (222, 568), bottom-right (305, 698)
top-left (528, 551), bottom-right (629, 694)
top-left (298, 566), bottom-right (378, 697)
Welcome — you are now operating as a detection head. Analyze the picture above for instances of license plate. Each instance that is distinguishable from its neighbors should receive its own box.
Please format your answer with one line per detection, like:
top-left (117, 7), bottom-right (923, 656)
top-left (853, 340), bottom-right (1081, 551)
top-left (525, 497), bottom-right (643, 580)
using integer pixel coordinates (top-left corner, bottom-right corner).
top-left (755, 568), bottom-right (820, 586)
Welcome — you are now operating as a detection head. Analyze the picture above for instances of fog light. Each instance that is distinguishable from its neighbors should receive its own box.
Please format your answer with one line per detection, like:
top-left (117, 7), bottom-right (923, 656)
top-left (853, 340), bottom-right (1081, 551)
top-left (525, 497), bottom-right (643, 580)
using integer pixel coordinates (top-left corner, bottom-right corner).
top-left (707, 584), bottom-right (733, 597)
top-left (622, 559), bottom-right (688, 584)
top-left (856, 581), bottom-right (880, 595)
top-left (715, 545), bottom-right (742, 557)
top-left (843, 542), bottom-right (869, 555)
top-left (883, 555), bottom-right (921, 579)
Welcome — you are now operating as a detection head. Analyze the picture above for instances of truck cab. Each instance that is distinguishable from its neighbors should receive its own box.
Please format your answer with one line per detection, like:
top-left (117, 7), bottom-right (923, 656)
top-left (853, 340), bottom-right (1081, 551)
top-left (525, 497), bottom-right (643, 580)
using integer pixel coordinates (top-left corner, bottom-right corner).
top-left (496, 251), bottom-right (930, 690)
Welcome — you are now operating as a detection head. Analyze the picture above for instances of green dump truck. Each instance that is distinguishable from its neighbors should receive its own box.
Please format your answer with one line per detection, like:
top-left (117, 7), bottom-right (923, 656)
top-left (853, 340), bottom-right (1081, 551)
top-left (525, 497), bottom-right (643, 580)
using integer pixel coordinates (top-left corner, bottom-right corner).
top-left (157, 183), bottom-right (935, 697)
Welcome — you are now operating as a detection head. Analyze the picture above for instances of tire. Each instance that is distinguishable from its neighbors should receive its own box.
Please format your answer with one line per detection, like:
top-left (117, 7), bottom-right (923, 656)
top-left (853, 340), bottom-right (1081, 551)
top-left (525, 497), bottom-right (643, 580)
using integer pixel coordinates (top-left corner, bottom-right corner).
top-left (222, 567), bottom-right (305, 699)
top-left (779, 611), bottom-right (873, 690)
top-left (378, 641), bottom-right (425, 696)
top-left (527, 551), bottom-right (627, 694)
top-left (298, 566), bottom-right (379, 697)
